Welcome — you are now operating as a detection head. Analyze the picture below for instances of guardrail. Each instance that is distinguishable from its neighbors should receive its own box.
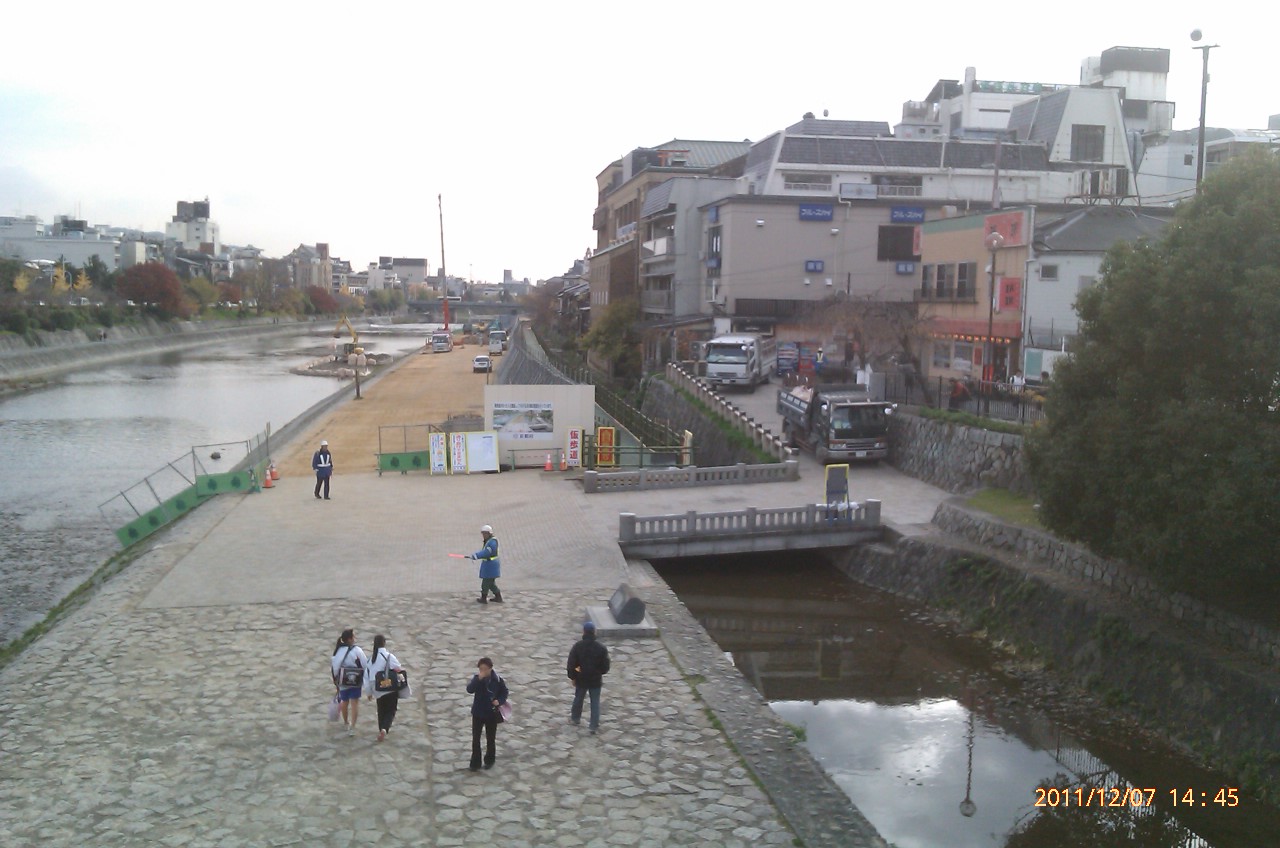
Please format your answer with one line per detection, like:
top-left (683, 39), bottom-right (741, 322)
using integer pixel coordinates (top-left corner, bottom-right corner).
top-left (664, 362), bottom-right (790, 461)
top-left (584, 460), bottom-right (799, 494)
top-left (620, 500), bottom-right (881, 543)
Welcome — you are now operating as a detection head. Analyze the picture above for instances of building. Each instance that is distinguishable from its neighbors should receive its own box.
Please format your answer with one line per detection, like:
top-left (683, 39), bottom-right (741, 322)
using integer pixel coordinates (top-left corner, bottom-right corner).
top-left (378, 256), bottom-right (430, 286)
top-left (285, 243), bottom-right (333, 290)
top-left (1137, 127), bottom-right (1280, 205)
top-left (165, 199), bottom-right (221, 256)
top-left (0, 215), bottom-right (122, 269)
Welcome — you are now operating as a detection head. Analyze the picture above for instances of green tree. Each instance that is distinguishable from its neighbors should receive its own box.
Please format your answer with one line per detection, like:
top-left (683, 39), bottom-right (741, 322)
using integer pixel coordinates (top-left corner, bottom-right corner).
top-left (1026, 151), bottom-right (1280, 595)
top-left (183, 276), bottom-right (219, 313)
top-left (582, 297), bottom-right (641, 380)
top-left (236, 266), bottom-right (274, 316)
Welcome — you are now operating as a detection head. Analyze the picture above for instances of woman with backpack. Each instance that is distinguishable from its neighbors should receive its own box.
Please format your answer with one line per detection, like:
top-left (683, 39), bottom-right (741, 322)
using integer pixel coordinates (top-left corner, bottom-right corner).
top-left (330, 628), bottom-right (367, 737)
top-left (364, 634), bottom-right (406, 742)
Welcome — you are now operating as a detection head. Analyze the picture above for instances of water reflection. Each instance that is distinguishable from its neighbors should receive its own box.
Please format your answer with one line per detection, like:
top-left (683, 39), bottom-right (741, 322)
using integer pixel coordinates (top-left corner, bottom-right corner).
top-left (657, 555), bottom-right (1276, 848)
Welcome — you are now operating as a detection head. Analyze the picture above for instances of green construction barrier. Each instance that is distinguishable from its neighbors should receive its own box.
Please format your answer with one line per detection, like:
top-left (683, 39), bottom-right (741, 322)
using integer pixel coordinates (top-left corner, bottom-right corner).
top-left (115, 503), bottom-right (174, 547)
top-left (197, 470), bottom-right (255, 497)
top-left (377, 451), bottom-right (431, 474)
top-left (162, 485), bottom-right (199, 517)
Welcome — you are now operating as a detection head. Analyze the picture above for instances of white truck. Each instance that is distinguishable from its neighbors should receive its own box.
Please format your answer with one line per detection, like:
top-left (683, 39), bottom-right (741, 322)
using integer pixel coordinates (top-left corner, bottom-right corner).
top-left (702, 334), bottom-right (776, 391)
top-left (488, 328), bottom-right (507, 355)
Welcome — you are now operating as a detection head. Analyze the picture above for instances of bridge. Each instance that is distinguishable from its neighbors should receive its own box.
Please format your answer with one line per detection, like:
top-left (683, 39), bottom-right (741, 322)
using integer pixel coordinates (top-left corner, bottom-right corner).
top-left (618, 500), bottom-right (882, 558)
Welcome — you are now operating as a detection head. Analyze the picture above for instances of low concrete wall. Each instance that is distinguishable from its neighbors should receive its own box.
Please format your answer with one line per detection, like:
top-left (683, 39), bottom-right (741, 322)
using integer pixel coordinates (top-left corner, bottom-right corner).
top-left (934, 499), bottom-right (1280, 667)
top-left (888, 411), bottom-right (1032, 494)
top-left (832, 535), bottom-right (1280, 795)
top-left (583, 460), bottom-right (799, 493)
top-left (0, 318), bottom-right (311, 383)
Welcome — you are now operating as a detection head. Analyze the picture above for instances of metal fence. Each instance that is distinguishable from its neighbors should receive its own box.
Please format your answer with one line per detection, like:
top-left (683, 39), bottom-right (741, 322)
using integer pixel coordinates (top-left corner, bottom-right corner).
top-left (881, 373), bottom-right (1046, 425)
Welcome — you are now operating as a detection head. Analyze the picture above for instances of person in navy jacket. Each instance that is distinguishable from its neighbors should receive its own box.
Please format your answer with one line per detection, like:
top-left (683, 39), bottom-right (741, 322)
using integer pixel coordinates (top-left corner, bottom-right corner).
top-left (312, 439), bottom-right (334, 499)
top-left (466, 657), bottom-right (509, 770)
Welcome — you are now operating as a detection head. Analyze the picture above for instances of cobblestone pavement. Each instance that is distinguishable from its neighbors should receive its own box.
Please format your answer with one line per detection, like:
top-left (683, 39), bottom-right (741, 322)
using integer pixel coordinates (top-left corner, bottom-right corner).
top-left (0, 386), bottom-right (948, 845)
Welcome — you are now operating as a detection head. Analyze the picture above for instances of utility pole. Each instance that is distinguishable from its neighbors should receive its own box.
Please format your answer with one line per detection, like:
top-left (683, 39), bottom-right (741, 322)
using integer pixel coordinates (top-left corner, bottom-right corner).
top-left (438, 194), bottom-right (450, 331)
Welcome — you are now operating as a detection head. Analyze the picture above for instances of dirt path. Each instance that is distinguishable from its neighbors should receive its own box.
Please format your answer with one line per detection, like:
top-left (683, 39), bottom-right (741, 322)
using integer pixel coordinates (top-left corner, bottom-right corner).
top-left (276, 342), bottom-right (489, 478)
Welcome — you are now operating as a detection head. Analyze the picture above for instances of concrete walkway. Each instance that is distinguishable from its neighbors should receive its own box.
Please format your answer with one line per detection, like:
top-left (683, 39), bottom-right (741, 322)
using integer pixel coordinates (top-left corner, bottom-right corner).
top-left (0, 398), bottom-right (953, 845)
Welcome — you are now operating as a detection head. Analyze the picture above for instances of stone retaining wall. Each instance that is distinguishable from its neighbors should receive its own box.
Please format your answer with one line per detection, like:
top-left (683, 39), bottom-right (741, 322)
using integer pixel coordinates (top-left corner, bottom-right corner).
top-left (888, 412), bottom-right (1032, 494)
top-left (833, 536), bottom-right (1280, 796)
top-left (0, 318), bottom-right (308, 382)
top-left (583, 460), bottom-right (799, 493)
top-left (934, 500), bottom-right (1280, 667)
top-left (640, 371), bottom-right (777, 467)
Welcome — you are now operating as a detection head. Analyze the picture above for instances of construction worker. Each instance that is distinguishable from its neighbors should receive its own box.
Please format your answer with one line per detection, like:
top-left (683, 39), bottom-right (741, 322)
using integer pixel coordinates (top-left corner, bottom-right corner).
top-left (468, 524), bottom-right (503, 604)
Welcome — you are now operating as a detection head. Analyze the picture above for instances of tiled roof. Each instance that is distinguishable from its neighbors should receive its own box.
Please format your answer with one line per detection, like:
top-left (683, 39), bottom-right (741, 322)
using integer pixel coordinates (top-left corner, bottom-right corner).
top-left (1034, 206), bottom-right (1170, 252)
top-left (784, 118), bottom-right (893, 137)
top-left (641, 180), bottom-right (676, 218)
top-left (647, 139), bottom-right (752, 169)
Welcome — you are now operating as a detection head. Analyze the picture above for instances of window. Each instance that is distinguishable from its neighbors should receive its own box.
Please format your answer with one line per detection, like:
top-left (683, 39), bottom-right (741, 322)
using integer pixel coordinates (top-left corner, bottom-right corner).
top-left (1040, 264), bottom-right (1059, 281)
top-left (956, 262), bottom-right (976, 298)
top-left (921, 265), bottom-right (934, 296)
top-left (877, 225), bottom-right (917, 262)
top-left (936, 263), bottom-right (952, 297)
top-left (932, 342), bottom-right (952, 368)
top-left (953, 342), bottom-right (974, 368)
top-left (784, 173), bottom-right (832, 191)
top-left (1070, 125), bottom-right (1106, 162)
top-left (706, 226), bottom-right (722, 279)
top-left (1184, 154), bottom-right (1194, 166)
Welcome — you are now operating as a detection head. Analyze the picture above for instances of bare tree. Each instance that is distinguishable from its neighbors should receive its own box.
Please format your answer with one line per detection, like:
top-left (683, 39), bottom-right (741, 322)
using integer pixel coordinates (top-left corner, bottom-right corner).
top-left (798, 292), bottom-right (934, 401)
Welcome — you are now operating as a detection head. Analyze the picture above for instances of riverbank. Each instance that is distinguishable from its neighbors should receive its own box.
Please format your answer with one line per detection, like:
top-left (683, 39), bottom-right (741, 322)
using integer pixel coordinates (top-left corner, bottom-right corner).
top-left (0, 316), bottom-right (321, 384)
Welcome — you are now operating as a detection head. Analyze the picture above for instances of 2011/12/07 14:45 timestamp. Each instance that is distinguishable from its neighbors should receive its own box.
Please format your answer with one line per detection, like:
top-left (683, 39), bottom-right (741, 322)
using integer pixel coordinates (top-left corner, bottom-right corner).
top-left (1034, 787), bottom-right (1240, 808)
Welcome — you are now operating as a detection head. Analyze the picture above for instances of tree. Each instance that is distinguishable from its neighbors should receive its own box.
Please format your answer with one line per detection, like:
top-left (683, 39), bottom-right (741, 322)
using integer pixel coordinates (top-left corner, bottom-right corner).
top-left (798, 292), bottom-right (934, 395)
top-left (582, 297), bottom-right (641, 380)
top-left (236, 266), bottom-right (274, 316)
top-left (218, 281), bottom-right (243, 304)
top-left (1026, 151), bottom-right (1280, 594)
top-left (117, 262), bottom-right (194, 319)
top-left (73, 269), bottom-right (93, 296)
top-left (305, 285), bottom-right (339, 314)
top-left (51, 264), bottom-right (70, 296)
top-left (183, 276), bottom-right (219, 313)
top-left (84, 254), bottom-right (115, 292)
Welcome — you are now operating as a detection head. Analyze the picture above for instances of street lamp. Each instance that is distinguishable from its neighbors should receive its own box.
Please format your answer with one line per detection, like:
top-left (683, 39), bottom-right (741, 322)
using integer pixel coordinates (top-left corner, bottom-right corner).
top-left (1191, 29), bottom-right (1219, 192)
top-left (984, 231), bottom-right (1004, 416)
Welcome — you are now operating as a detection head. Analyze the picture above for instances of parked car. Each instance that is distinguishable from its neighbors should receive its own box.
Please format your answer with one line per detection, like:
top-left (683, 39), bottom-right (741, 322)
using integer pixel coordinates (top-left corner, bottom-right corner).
top-left (472, 354), bottom-right (492, 373)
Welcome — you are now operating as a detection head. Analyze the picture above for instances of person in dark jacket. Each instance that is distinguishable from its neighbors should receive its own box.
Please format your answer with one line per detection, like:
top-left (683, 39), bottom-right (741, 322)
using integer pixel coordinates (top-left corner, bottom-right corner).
top-left (567, 621), bottom-right (611, 733)
top-left (312, 439), bottom-right (334, 499)
top-left (465, 656), bottom-right (509, 770)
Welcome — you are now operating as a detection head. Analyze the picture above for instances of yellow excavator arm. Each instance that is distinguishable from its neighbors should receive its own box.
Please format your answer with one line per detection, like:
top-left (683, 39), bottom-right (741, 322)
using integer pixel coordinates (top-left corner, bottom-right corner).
top-left (334, 316), bottom-right (361, 355)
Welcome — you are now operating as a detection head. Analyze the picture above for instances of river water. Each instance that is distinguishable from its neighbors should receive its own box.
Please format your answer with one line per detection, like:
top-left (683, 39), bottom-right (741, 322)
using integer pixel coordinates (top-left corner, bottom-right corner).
top-left (656, 554), bottom-right (1279, 848)
top-left (0, 329), bottom-right (427, 643)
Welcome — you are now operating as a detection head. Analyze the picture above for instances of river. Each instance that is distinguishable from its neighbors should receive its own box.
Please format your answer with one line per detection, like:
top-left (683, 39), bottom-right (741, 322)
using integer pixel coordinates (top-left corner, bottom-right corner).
top-left (656, 553), bottom-right (1280, 848)
top-left (0, 328), bottom-right (428, 644)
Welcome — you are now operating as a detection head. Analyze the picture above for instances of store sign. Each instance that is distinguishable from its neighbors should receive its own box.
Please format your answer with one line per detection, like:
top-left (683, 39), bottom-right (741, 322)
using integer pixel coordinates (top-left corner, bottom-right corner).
top-left (805, 260), bottom-right (825, 272)
top-left (566, 427), bottom-right (582, 467)
top-left (799, 203), bottom-right (834, 222)
top-left (890, 206), bottom-right (925, 223)
top-left (896, 262), bottom-right (917, 275)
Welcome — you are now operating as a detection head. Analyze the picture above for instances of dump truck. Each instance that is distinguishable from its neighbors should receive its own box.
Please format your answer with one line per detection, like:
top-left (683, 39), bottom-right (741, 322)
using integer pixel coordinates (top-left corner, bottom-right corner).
top-left (777, 383), bottom-right (894, 464)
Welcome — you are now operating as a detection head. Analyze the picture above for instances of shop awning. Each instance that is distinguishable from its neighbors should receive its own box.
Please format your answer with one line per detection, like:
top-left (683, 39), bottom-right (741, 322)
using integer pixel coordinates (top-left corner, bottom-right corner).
top-left (928, 317), bottom-right (1021, 343)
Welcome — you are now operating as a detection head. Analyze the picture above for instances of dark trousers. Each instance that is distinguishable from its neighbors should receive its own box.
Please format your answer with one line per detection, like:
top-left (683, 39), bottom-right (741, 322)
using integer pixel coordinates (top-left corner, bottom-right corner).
top-left (314, 473), bottom-right (330, 498)
top-left (479, 578), bottom-right (500, 600)
top-left (471, 715), bottom-right (497, 766)
top-left (376, 693), bottom-right (399, 732)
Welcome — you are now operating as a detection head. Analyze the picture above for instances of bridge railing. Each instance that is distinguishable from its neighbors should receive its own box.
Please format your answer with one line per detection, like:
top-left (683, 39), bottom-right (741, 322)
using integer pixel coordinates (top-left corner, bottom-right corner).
top-left (620, 500), bottom-right (881, 543)
top-left (585, 460), bottom-right (799, 493)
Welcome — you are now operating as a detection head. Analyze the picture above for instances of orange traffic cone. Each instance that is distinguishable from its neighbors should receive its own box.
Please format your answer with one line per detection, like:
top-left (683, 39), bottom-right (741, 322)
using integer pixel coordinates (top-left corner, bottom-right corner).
top-left (261, 468), bottom-right (274, 489)
top-left (560, 453), bottom-right (568, 472)
top-left (544, 453), bottom-right (553, 471)
top-left (269, 463), bottom-right (280, 481)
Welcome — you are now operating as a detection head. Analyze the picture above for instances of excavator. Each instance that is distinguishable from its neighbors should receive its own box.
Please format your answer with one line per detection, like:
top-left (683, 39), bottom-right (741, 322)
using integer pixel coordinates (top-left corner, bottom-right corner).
top-left (334, 316), bottom-right (362, 358)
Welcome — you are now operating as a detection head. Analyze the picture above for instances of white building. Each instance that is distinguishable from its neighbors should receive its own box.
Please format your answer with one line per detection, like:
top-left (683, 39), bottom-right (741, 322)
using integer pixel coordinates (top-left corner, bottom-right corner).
top-left (164, 199), bottom-right (221, 256)
top-left (0, 215), bottom-right (122, 269)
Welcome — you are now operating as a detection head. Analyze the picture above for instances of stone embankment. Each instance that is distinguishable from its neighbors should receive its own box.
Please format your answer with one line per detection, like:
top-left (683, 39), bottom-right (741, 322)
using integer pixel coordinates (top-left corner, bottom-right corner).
top-left (888, 412), bottom-right (1032, 494)
top-left (0, 317), bottom-right (312, 383)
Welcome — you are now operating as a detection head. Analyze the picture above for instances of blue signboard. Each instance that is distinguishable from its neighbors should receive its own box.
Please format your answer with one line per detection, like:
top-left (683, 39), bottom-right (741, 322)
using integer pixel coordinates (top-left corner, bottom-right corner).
top-left (895, 262), bottom-right (917, 275)
top-left (891, 206), bottom-right (926, 223)
top-left (799, 203), bottom-right (834, 222)
top-left (804, 260), bottom-right (825, 273)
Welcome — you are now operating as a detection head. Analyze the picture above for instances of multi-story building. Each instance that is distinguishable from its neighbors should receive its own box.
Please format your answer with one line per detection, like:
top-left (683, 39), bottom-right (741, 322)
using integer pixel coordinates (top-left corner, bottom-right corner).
top-left (285, 243), bottom-right (333, 290)
top-left (0, 215), bottom-right (122, 269)
top-left (1137, 127), bottom-right (1280, 205)
top-left (378, 256), bottom-right (430, 286)
top-left (165, 199), bottom-right (221, 256)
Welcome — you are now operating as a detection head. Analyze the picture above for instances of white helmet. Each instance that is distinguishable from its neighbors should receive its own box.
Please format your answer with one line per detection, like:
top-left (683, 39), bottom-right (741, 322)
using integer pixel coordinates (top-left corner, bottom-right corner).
top-left (480, 524), bottom-right (493, 533)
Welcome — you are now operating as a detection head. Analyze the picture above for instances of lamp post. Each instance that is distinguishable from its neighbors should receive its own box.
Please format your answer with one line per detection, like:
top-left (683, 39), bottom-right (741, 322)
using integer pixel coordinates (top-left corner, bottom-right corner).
top-left (983, 231), bottom-right (1004, 416)
top-left (1191, 29), bottom-right (1219, 192)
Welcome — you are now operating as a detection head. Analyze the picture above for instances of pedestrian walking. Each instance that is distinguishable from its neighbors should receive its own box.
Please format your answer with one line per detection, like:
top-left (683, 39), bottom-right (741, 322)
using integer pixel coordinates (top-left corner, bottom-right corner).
top-left (330, 628), bottom-right (366, 737)
top-left (947, 378), bottom-right (970, 412)
top-left (364, 634), bottom-right (405, 742)
top-left (567, 621), bottom-right (610, 733)
top-left (467, 524), bottom-right (502, 603)
top-left (465, 657), bottom-right (509, 771)
top-left (313, 439), bottom-right (333, 499)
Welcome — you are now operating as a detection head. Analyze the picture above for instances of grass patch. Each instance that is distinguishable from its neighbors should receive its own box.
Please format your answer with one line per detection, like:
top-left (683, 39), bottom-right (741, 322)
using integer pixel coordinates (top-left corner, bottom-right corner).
top-left (917, 405), bottom-right (1029, 436)
top-left (784, 721), bottom-right (807, 743)
top-left (967, 488), bottom-right (1044, 529)
top-left (665, 379), bottom-right (778, 464)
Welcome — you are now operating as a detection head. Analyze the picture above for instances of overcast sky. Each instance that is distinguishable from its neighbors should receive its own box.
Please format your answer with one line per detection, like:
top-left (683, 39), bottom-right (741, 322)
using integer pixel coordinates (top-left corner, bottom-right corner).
top-left (1, 2), bottom-right (1269, 284)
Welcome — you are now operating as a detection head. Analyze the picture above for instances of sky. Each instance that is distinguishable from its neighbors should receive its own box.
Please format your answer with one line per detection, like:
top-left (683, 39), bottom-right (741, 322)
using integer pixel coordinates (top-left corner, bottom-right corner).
top-left (1, 2), bottom-right (1270, 285)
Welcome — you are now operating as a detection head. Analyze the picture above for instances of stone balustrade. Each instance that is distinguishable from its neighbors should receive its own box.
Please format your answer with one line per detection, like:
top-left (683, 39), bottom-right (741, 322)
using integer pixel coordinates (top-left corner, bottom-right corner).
top-left (620, 500), bottom-right (881, 546)
top-left (664, 363), bottom-right (788, 461)
top-left (583, 460), bottom-right (799, 494)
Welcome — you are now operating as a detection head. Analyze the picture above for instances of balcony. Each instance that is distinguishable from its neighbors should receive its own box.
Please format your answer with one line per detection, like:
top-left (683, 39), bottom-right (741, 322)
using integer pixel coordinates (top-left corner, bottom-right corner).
top-left (878, 184), bottom-right (923, 197)
top-left (915, 286), bottom-right (977, 303)
top-left (640, 289), bottom-right (674, 313)
top-left (642, 235), bottom-right (674, 259)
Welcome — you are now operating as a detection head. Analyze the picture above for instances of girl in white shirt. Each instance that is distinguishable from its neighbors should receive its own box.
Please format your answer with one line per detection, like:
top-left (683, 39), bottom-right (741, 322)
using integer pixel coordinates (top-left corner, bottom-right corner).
top-left (330, 628), bottom-right (367, 737)
top-left (364, 634), bottom-right (405, 742)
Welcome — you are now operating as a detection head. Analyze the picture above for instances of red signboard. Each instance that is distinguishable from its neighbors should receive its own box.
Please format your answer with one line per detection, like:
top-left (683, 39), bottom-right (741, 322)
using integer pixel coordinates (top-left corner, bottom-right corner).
top-left (984, 210), bottom-right (1027, 247)
top-left (998, 277), bottom-right (1022, 312)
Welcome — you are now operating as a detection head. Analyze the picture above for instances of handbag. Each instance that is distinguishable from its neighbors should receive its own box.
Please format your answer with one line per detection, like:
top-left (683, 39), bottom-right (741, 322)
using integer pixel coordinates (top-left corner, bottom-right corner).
top-left (373, 650), bottom-right (407, 693)
top-left (498, 700), bottom-right (513, 723)
top-left (335, 646), bottom-right (363, 689)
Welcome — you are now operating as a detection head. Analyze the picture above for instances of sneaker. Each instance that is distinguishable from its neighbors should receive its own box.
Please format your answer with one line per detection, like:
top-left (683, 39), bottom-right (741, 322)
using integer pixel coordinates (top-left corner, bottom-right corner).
top-left (347, 726), bottom-right (356, 737)
top-left (589, 727), bottom-right (598, 735)
top-left (483, 760), bottom-right (494, 770)
top-left (468, 763), bottom-right (481, 771)
top-left (569, 719), bottom-right (580, 726)
top-left (377, 729), bottom-right (387, 742)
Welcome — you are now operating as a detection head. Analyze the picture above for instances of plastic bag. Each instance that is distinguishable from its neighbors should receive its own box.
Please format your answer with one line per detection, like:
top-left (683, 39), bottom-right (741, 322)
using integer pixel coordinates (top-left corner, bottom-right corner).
top-left (327, 694), bottom-right (341, 722)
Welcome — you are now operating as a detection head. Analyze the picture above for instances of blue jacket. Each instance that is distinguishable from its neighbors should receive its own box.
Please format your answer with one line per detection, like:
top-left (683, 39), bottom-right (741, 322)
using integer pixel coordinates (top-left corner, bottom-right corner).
top-left (472, 536), bottom-right (500, 579)
top-left (312, 449), bottom-right (333, 478)
top-left (466, 670), bottom-right (508, 720)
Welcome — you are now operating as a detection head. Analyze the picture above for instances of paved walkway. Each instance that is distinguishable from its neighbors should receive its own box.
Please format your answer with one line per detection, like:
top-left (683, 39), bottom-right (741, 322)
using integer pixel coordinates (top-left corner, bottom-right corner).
top-left (0, 379), bottom-right (953, 846)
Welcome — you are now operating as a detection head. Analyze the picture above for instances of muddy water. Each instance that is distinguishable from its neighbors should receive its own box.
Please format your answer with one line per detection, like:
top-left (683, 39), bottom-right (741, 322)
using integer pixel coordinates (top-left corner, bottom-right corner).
top-left (656, 554), bottom-right (1279, 848)
top-left (0, 331), bottom-right (426, 645)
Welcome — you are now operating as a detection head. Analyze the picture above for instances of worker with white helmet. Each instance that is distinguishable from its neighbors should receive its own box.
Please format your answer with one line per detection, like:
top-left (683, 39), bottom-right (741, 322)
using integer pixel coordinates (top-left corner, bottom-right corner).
top-left (467, 524), bottom-right (503, 603)
top-left (312, 439), bottom-right (334, 500)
